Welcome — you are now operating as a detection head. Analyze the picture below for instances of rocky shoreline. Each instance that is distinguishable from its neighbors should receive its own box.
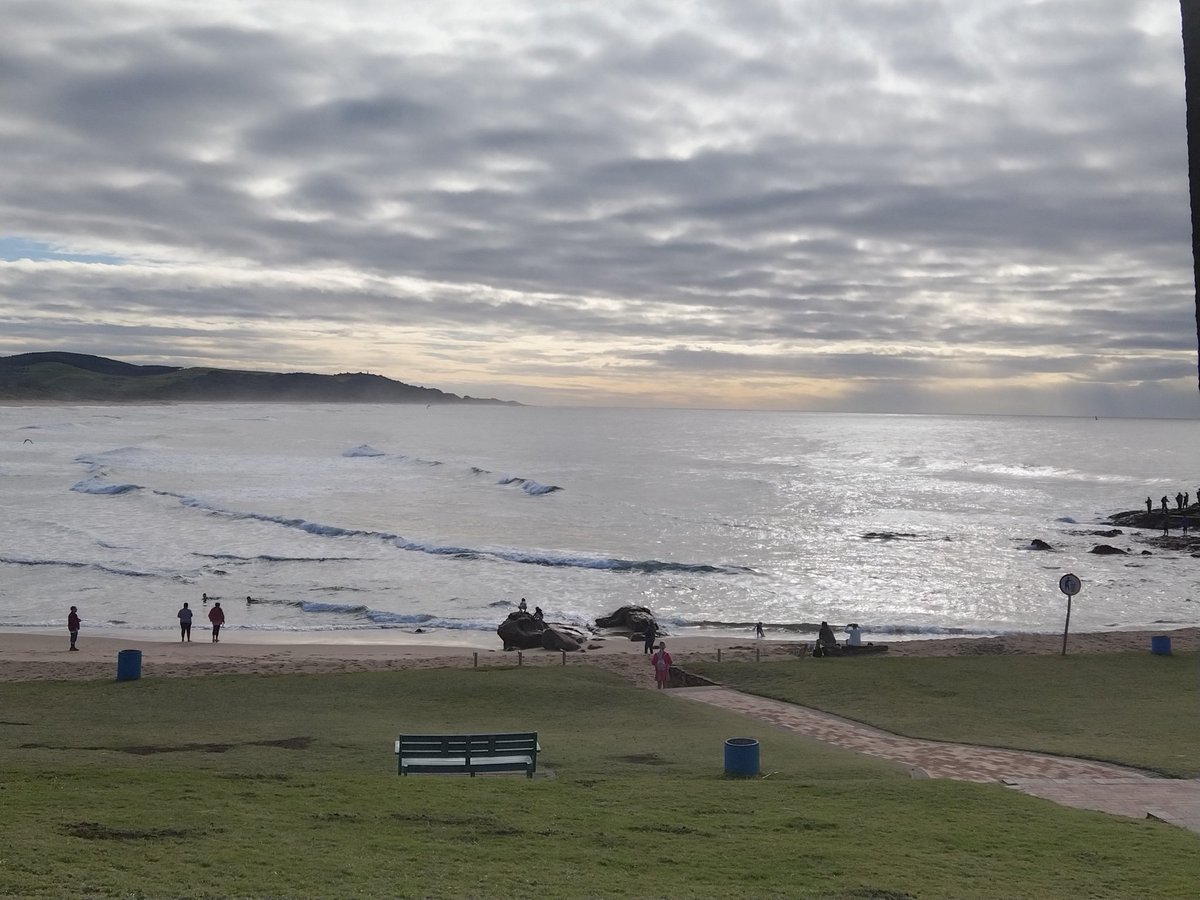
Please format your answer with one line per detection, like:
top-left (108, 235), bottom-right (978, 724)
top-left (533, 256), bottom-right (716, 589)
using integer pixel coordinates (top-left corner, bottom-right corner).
top-left (1025, 507), bottom-right (1200, 557)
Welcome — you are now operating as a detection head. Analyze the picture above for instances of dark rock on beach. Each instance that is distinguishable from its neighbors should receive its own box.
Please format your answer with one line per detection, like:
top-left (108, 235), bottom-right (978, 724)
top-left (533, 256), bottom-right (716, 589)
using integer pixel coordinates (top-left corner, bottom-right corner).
top-left (1090, 544), bottom-right (1127, 555)
top-left (1027, 539), bottom-right (1054, 551)
top-left (595, 605), bottom-right (659, 640)
top-left (497, 611), bottom-right (588, 651)
top-left (497, 612), bottom-right (545, 651)
top-left (540, 628), bottom-right (582, 653)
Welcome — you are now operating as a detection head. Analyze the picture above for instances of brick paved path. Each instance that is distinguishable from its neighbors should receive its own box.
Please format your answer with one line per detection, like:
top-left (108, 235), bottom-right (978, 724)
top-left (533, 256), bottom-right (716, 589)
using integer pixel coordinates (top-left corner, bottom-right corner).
top-left (672, 686), bottom-right (1200, 834)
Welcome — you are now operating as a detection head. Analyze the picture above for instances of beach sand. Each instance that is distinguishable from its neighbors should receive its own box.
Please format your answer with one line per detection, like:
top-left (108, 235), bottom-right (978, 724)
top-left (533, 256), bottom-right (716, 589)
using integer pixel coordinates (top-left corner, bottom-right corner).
top-left (1, 626), bottom-right (1196, 686)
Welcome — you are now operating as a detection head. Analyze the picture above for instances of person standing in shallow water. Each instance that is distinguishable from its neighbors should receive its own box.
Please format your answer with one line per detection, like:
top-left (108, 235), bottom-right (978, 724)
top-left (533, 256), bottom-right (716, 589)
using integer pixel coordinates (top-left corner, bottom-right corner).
top-left (67, 606), bottom-right (81, 651)
top-left (755, 621), bottom-right (765, 639)
top-left (178, 602), bottom-right (193, 642)
top-left (208, 601), bottom-right (225, 643)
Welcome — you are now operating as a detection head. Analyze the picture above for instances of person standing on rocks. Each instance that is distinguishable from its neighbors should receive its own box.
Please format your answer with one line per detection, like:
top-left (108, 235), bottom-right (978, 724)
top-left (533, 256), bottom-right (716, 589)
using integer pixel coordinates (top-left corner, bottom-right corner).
top-left (67, 606), bottom-right (81, 651)
top-left (643, 625), bottom-right (657, 654)
top-left (1146, 496), bottom-right (1153, 513)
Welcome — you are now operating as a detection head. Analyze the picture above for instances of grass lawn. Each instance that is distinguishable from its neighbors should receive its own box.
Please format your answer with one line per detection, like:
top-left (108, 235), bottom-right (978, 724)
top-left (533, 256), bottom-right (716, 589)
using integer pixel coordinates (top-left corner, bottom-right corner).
top-left (686, 651), bottom-right (1200, 777)
top-left (0, 665), bottom-right (1195, 898)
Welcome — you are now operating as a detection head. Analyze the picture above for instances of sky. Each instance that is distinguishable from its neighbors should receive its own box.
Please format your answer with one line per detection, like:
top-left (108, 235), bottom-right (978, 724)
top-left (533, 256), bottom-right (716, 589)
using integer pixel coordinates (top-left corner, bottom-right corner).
top-left (2, 0), bottom-right (1198, 416)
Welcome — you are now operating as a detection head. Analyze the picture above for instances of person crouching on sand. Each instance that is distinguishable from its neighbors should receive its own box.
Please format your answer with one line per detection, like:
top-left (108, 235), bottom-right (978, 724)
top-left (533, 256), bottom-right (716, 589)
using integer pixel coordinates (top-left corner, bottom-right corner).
top-left (651, 642), bottom-right (672, 689)
top-left (208, 601), bottom-right (225, 643)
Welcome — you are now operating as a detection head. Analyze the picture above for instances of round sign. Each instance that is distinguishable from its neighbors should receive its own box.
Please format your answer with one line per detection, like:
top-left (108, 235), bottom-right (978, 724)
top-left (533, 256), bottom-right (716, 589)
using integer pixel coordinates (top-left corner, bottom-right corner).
top-left (1059, 573), bottom-right (1081, 596)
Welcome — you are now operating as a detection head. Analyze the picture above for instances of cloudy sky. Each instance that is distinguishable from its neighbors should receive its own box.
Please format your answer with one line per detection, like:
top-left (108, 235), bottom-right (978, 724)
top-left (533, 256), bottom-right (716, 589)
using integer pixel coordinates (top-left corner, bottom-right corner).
top-left (2, 0), bottom-right (1197, 415)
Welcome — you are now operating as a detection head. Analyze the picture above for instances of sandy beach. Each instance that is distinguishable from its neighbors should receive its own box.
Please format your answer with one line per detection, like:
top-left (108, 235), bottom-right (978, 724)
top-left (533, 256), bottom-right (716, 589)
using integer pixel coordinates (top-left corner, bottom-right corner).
top-left (2, 626), bottom-right (1196, 686)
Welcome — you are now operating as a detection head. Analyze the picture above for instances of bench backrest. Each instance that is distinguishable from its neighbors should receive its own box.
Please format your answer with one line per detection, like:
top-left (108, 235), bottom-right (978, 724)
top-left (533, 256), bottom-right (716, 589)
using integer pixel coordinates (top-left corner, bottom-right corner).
top-left (397, 732), bottom-right (538, 759)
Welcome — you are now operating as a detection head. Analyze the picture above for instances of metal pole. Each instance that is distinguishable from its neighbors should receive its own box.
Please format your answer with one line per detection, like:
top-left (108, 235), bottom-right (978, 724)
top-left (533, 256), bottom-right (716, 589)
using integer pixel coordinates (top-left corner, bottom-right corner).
top-left (561, 650), bottom-right (566, 666)
top-left (473, 652), bottom-right (478, 668)
top-left (1061, 596), bottom-right (1072, 656)
top-left (756, 646), bottom-right (761, 662)
top-left (717, 648), bottom-right (722, 662)
top-left (518, 651), bottom-right (523, 667)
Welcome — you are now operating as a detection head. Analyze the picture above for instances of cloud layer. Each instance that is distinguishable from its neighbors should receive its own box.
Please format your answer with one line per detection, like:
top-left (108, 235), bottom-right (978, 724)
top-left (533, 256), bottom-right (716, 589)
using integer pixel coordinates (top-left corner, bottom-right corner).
top-left (2, 0), bottom-right (1197, 415)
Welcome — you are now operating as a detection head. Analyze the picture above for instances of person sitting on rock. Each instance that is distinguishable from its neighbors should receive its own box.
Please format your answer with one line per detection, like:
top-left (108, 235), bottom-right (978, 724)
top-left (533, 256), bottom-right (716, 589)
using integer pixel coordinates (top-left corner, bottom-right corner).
top-left (533, 606), bottom-right (544, 621)
top-left (518, 597), bottom-right (528, 613)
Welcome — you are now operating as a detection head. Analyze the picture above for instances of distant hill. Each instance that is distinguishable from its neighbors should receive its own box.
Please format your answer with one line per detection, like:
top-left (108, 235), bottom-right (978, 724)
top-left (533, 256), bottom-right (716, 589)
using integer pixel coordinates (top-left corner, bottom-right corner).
top-left (0, 352), bottom-right (520, 405)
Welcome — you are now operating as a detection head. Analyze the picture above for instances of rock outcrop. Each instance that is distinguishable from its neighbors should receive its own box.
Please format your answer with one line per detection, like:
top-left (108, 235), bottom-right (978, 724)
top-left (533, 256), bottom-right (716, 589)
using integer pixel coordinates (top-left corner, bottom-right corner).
top-left (594, 605), bottom-right (659, 640)
top-left (497, 612), bottom-right (546, 650)
top-left (540, 627), bottom-right (582, 652)
top-left (497, 612), bottom-right (587, 651)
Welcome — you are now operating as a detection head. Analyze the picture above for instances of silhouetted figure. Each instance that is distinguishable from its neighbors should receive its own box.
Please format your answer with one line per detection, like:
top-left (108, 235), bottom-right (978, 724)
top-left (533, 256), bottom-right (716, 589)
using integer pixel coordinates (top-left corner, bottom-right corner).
top-left (1162, 496), bottom-right (1170, 513)
top-left (67, 606), bottom-right (81, 651)
top-left (178, 602), bottom-right (193, 642)
top-left (518, 597), bottom-right (527, 613)
top-left (208, 602), bottom-right (224, 643)
top-left (643, 625), bottom-right (656, 654)
top-left (1177, 492), bottom-right (1185, 510)
top-left (755, 621), bottom-right (765, 639)
top-left (1146, 496), bottom-right (1153, 513)
top-left (818, 621), bottom-right (838, 650)
top-left (533, 606), bottom-right (544, 621)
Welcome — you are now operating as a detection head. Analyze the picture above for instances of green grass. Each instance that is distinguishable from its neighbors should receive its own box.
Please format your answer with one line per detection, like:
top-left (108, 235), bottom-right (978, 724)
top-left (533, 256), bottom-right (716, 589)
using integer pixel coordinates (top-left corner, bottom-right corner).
top-left (687, 651), bottom-right (1200, 777)
top-left (0, 666), bottom-right (1196, 898)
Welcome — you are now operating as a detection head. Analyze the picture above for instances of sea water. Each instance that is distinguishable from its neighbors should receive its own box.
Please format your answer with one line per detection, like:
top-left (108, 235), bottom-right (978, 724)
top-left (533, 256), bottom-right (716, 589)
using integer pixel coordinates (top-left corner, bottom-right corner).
top-left (2, 404), bottom-right (1197, 643)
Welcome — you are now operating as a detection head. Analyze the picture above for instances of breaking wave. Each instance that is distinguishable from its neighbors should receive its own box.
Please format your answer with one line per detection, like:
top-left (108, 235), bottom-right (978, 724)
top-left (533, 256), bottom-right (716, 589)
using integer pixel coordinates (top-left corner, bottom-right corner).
top-left (152, 493), bottom-right (749, 575)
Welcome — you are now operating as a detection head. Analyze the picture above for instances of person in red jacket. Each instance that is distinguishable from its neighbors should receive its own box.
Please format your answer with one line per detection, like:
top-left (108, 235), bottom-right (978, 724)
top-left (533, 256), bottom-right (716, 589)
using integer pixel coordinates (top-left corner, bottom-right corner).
top-left (208, 602), bottom-right (225, 643)
top-left (651, 641), bottom-right (672, 689)
top-left (67, 606), bottom-right (81, 651)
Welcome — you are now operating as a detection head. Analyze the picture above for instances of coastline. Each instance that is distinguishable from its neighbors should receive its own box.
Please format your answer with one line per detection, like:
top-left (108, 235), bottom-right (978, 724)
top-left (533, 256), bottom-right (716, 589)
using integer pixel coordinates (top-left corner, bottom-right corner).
top-left (2, 626), bottom-right (1195, 685)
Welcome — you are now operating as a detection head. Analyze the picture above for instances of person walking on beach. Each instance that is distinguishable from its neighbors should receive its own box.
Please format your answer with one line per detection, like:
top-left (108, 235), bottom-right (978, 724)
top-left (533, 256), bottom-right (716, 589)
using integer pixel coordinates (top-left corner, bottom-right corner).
top-left (178, 602), bottom-right (193, 642)
top-left (208, 601), bottom-right (225, 643)
top-left (755, 621), bottom-right (765, 639)
top-left (67, 606), bottom-right (81, 651)
top-left (651, 642), bottom-right (672, 689)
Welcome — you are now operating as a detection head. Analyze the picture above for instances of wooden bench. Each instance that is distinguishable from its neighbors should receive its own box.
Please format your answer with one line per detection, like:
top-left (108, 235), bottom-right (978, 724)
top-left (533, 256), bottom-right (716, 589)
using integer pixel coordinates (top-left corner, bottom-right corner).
top-left (395, 732), bottom-right (540, 778)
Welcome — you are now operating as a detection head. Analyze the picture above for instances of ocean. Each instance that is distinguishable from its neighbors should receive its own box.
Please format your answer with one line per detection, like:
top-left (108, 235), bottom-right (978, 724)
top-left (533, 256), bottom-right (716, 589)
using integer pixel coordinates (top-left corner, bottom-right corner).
top-left (2, 403), bottom-right (1197, 644)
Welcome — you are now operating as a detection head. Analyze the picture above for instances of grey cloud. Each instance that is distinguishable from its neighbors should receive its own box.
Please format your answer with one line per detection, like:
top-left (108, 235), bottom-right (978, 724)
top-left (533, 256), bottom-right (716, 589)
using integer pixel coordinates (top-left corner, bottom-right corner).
top-left (0, 0), bottom-right (1194, 415)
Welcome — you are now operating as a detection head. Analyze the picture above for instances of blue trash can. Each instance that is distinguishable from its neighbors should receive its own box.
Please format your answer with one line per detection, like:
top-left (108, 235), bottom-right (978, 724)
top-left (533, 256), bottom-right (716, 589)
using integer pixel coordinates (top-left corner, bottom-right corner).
top-left (116, 649), bottom-right (142, 681)
top-left (724, 737), bottom-right (760, 777)
top-left (1150, 635), bottom-right (1172, 656)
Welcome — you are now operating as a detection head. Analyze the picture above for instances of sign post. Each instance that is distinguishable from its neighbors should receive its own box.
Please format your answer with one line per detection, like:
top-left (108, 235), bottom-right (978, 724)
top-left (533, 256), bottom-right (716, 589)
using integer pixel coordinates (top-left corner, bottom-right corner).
top-left (1058, 573), bottom-right (1081, 656)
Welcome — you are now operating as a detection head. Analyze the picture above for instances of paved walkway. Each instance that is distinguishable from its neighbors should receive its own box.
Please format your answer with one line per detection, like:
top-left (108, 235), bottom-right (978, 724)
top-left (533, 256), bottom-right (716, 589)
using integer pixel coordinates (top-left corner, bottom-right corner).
top-left (672, 685), bottom-right (1200, 834)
